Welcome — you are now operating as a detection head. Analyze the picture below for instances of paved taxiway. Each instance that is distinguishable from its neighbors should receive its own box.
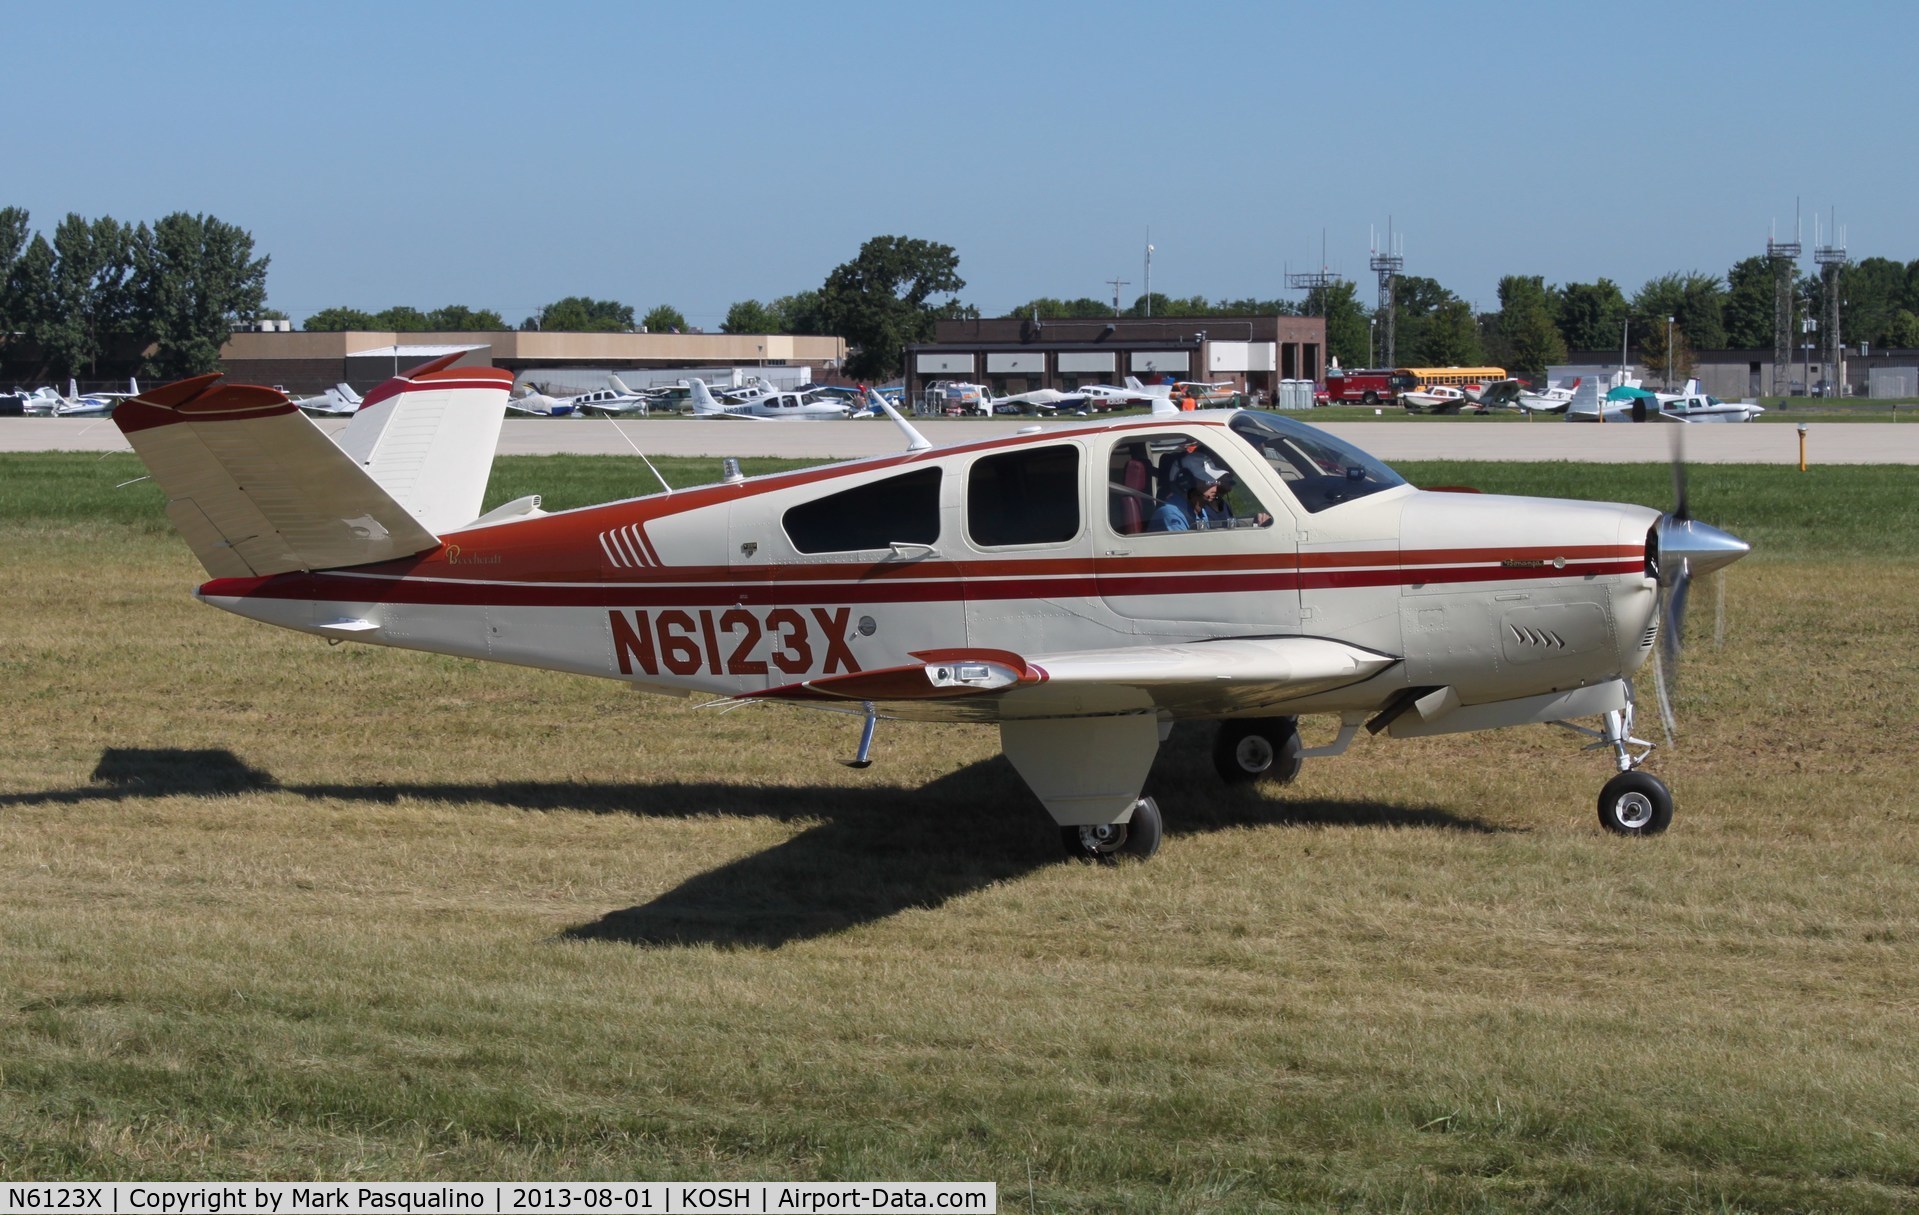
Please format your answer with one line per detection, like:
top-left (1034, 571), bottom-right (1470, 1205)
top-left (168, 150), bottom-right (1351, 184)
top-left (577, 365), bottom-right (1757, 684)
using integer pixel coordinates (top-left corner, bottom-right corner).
top-left (5, 416), bottom-right (1915, 463)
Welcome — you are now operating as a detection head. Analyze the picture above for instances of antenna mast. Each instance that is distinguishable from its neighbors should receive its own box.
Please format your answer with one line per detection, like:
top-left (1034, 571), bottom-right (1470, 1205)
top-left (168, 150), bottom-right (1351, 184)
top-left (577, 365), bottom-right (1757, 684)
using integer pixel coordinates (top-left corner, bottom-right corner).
top-left (1369, 219), bottom-right (1404, 368)
top-left (1813, 208), bottom-right (1846, 398)
top-left (1766, 202), bottom-right (1802, 398)
top-left (1287, 228), bottom-right (1345, 316)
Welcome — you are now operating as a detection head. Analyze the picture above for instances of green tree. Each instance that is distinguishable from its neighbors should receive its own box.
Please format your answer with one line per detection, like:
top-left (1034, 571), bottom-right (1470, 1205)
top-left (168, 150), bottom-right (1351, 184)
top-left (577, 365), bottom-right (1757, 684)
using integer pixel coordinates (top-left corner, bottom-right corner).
top-left (1721, 257), bottom-right (1775, 350)
top-left (1554, 279), bottom-right (1629, 352)
top-left (373, 305), bottom-right (431, 332)
top-left (523, 297), bottom-right (634, 332)
top-left (1003, 297), bottom-right (1111, 319)
top-left (722, 299), bottom-right (785, 333)
top-left (6, 233), bottom-right (57, 372)
top-left (1838, 257), bottom-right (1907, 349)
top-left (1302, 280), bottom-right (1370, 369)
top-left (46, 213), bottom-right (135, 378)
top-left (817, 235), bottom-right (964, 381)
top-left (1487, 275), bottom-right (1567, 382)
top-left (1417, 299), bottom-right (1486, 365)
top-left (303, 307), bottom-right (376, 331)
top-left (1632, 272), bottom-right (1725, 351)
top-left (641, 304), bottom-right (687, 333)
top-left (1385, 275), bottom-right (1457, 364)
top-left (0, 206), bottom-right (31, 339)
top-left (1638, 322), bottom-right (1697, 387)
top-left (1883, 309), bottom-right (1919, 348)
top-left (772, 290), bottom-right (829, 335)
top-left (132, 212), bottom-right (271, 378)
top-left (424, 304), bottom-right (505, 330)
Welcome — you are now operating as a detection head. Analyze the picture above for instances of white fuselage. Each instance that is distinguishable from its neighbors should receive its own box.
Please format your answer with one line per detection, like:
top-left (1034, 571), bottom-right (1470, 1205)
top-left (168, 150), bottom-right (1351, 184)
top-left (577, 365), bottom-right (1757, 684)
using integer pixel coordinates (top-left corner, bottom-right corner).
top-left (199, 412), bottom-right (1661, 727)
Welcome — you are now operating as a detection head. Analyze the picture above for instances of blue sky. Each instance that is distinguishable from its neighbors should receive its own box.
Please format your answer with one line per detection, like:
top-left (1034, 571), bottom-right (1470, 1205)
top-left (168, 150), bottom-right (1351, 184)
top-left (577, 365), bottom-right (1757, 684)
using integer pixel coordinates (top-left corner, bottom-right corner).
top-left (8, 0), bottom-right (1908, 328)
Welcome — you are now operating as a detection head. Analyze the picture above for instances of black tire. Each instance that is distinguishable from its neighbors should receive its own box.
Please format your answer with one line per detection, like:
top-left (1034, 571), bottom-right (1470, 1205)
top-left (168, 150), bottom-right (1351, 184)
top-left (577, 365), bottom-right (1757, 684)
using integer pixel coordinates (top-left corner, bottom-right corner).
top-left (1213, 718), bottom-right (1303, 786)
top-left (1597, 770), bottom-right (1673, 836)
top-left (1362, 391), bottom-right (1380, 405)
top-left (1060, 797), bottom-right (1163, 861)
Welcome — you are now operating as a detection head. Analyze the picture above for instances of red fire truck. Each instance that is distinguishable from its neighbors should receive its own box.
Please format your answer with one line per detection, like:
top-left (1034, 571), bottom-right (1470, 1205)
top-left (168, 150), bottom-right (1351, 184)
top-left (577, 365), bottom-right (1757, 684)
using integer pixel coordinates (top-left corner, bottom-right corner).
top-left (1322, 367), bottom-right (1415, 405)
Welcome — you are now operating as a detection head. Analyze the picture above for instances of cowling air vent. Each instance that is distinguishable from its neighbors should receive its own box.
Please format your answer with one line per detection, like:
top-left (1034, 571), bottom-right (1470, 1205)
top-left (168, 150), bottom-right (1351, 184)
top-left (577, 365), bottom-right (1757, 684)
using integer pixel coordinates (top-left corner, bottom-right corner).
top-left (1641, 624), bottom-right (1658, 651)
top-left (1509, 624), bottom-right (1568, 650)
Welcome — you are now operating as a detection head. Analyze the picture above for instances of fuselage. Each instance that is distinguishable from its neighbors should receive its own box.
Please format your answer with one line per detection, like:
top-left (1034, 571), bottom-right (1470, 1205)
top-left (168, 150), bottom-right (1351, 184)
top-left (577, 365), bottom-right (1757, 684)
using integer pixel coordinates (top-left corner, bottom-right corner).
top-left (199, 409), bottom-right (1661, 722)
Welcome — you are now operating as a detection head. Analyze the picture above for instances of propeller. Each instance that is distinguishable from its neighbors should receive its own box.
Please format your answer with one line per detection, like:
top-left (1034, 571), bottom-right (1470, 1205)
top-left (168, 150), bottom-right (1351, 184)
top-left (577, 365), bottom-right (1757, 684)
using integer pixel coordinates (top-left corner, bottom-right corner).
top-left (1649, 427), bottom-right (1750, 742)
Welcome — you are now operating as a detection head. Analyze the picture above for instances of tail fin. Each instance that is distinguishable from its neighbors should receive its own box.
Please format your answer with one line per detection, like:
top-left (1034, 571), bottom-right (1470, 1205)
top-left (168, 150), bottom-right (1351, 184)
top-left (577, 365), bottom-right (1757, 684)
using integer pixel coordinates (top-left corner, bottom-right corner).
top-left (333, 353), bottom-right (515, 533)
top-left (336, 382), bottom-right (362, 405)
top-left (68, 378), bottom-right (79, 399)
top-left (114, 375), bottom-right (443, 579)
top-left (686, 378), bottom-right (727, 415)
top-left (608, 372), bottom-right (638, 395)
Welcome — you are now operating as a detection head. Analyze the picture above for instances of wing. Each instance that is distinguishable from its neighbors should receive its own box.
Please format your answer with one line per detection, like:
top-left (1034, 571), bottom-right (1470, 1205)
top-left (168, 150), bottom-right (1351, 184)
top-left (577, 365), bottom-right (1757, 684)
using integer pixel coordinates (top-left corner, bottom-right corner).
top-left (736, 637), bottom-right (1399, 722)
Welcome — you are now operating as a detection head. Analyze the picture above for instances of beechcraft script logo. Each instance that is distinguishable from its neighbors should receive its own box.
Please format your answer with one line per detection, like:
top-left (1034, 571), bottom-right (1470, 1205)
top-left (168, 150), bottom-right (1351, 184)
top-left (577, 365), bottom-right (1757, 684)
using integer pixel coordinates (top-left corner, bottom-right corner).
top-left (610, 607), bottom-right (860, 678)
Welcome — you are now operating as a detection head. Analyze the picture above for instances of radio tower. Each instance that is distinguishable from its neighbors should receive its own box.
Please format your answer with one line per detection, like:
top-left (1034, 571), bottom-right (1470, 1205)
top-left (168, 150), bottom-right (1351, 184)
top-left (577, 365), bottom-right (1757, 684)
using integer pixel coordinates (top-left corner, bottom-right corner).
top-left (1287, 229), bottom-right (1345, 316)
top-left (1813, 210), bottom-right (1846, 397)
top-left (1370, 220), bottom-right (1404, 369)
top-left (1766, 207), bottom-right (1801, 397)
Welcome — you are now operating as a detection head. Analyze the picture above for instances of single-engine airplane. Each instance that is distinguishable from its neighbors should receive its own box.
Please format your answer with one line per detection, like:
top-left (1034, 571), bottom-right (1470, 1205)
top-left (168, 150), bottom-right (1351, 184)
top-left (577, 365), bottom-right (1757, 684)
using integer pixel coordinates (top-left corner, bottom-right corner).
top-left (112, 355), bottom-right (1749, 860)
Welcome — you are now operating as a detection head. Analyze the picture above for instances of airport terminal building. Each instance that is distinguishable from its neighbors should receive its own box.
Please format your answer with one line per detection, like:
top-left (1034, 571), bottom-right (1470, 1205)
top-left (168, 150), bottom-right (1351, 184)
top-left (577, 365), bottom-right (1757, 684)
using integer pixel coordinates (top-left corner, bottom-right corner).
top-left (216, 329), bottom-right (849, 395)
top-left (904, 314), bottom-right (1326, 403)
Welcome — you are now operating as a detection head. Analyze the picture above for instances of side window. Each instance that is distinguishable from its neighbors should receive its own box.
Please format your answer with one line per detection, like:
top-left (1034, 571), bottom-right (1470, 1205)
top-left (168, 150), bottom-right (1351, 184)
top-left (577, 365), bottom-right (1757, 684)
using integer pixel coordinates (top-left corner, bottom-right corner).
top-left (967, 445), bottom-right (1080, 547)
top-left (783, 467), bottom-right (942, 554)
top-left (1113, 434), bottom-right (1271, 535)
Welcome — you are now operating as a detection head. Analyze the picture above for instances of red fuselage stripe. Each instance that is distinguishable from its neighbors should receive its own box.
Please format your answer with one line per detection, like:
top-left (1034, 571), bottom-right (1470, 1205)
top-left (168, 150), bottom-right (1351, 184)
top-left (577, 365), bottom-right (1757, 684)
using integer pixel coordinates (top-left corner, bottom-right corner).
top-left (203, 558), bottom-right (1646, 609)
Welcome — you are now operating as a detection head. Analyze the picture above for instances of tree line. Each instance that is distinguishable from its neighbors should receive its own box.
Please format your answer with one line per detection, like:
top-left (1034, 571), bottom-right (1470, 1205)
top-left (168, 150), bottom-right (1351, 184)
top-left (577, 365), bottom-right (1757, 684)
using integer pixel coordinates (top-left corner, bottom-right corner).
top-left (14, 204), bottom-right (1919, 388)
top-left (2, 207), bottom-right (270, 381)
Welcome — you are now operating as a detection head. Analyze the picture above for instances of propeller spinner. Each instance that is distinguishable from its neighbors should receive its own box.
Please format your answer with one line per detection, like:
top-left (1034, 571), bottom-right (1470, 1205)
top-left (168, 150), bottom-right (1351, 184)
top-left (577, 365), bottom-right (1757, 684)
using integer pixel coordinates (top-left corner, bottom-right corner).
top-left (1648, 441), bottom-right (1750, 739)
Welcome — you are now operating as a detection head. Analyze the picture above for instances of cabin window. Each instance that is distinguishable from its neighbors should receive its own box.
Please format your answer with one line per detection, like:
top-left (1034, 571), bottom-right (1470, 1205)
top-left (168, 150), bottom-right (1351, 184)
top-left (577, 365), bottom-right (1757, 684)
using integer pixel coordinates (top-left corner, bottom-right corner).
top-left (967, 445), bottom-right (1080, 547)
top-left (783, 467), bottom-right (943, 554)
top-left (1109, 433), bottom-right (1272, 535)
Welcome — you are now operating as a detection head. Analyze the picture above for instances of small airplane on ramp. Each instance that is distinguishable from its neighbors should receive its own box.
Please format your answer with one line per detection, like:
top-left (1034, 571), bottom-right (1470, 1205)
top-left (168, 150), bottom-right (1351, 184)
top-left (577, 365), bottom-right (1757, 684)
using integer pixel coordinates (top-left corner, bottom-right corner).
top-left (112, 355), bottom-right (1749, 860)
top-left (688, 378), bottom-right (853, 420)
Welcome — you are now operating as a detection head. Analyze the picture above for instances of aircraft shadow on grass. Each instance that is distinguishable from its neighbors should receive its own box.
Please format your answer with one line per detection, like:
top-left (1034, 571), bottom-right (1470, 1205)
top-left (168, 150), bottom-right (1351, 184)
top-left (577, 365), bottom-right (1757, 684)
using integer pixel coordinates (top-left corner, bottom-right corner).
top-left (9, 740), bottom-right (1510, 949)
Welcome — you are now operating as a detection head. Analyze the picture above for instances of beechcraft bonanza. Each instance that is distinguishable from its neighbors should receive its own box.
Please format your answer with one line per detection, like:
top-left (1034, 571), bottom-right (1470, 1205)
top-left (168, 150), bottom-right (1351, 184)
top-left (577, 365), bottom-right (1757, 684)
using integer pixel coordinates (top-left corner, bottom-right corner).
top-left (112, 354), bottom-right (1749, 860)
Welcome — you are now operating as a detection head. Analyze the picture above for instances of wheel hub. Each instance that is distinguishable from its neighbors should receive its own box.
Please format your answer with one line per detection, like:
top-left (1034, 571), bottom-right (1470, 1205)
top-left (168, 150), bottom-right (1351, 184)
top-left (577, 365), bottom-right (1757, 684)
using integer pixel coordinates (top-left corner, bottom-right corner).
top-left (1612, 791), bottom-right (1654, 829)
top-left (1234, 735), bottom-right (1274, 773)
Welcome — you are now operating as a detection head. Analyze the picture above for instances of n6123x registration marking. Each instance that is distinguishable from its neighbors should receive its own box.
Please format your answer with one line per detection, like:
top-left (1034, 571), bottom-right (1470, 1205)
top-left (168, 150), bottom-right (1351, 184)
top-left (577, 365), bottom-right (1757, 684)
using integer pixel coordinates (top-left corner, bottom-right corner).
top-left (610, 607), bottom-right (860, 678)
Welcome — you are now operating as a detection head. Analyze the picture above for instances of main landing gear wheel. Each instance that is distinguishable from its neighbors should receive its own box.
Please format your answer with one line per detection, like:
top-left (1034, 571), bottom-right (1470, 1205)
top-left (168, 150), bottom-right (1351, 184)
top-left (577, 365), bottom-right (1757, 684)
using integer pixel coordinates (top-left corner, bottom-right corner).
top-left (1598, 770), bottom-right (1674, 836)
top-left (1061, 797), bottom-right (1163, 861)
top-left (1213, 718), bottom-right (1303, 786)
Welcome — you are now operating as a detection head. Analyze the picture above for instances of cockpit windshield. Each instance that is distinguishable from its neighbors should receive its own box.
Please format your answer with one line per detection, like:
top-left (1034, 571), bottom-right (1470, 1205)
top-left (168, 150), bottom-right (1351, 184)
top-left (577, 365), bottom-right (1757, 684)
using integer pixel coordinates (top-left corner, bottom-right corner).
top-left (1228, 409), bottom-right (1407, 513)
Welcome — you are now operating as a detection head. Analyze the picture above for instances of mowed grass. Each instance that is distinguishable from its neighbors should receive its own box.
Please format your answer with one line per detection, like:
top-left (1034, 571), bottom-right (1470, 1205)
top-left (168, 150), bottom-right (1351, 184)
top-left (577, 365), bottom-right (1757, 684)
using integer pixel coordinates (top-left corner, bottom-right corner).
top-left (2, 454), bottom-right (1917, 1211)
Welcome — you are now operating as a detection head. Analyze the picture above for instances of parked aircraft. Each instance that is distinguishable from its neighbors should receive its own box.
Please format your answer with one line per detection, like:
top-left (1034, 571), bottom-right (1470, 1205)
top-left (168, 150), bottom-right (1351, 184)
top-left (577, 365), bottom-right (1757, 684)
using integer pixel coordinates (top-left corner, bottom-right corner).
top-left (50, 377), bottom-right (142, 418)
top-left (688, 377), bottom-right (852, 419)
top-left (1076, 378), bottom-right (1166, 411)
top-left (567, 374), bottom-right (655, 417)
top-left (505, 383), bottom-right (579, 417)
top-left (291, 383), bottom-right (365, 417)
top-left (1564, 380), bottom-right (1761, 424)
top-left (1650, 382), bottom-right (1766, 423)
top-left (112, 355), bottom-right (1748, 860)
top-left (1516, 377), bottom-right (1582, 414)
top-left (1400, 385), bottom-right (1476, 414)
top-left (20, 387), bottom-right (66, 416)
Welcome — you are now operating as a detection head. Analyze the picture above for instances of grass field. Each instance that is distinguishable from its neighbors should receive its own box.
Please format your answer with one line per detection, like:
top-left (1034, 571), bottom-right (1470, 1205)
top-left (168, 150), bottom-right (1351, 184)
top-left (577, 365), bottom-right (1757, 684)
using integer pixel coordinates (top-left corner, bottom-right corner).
top-left (3, 454), bottom-right (1917, 1211)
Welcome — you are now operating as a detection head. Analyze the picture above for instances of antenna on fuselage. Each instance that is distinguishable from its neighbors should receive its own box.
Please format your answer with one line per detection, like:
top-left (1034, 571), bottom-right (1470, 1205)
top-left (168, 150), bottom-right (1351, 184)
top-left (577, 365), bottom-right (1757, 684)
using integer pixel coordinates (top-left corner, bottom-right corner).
top-left (602, 418), bottom-right (674, 494)
top-left (874, 393), bottom-right (932, 452)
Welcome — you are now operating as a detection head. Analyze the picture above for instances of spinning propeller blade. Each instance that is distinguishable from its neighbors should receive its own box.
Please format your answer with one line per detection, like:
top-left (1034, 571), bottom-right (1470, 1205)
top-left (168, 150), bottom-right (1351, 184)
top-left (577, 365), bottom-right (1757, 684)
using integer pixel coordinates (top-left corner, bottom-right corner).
top-left (1649, 427), bottom-right (1748, 742)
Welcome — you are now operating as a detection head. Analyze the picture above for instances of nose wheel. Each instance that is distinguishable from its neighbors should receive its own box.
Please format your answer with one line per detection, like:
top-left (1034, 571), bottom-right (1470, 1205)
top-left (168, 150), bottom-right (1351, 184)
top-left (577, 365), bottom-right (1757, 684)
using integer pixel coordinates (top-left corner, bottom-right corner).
top-left (1598, 770), bottom-right (1673, 836)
